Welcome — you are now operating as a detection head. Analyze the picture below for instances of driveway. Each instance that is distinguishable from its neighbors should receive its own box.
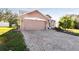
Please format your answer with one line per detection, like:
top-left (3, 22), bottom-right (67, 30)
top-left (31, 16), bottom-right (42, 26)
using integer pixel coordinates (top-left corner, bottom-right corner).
top-left (21, 30), bottom-right (79, 51)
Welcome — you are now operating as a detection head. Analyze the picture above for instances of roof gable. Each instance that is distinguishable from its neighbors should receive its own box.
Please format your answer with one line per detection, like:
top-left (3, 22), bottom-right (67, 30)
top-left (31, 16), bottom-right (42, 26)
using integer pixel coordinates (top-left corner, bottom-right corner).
top-left (21, 10), bottom-right (49, 20)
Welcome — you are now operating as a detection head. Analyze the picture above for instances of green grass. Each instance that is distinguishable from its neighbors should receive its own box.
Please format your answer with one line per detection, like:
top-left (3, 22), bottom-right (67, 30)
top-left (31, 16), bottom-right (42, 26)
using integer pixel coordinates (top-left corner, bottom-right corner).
top-left (66, 29), bottom-right (79, 36)
top-left (59, 27), bottom-right (79, 36)
top-left (0, 27), bottom-right (13, 35)
top-left (0, 30), bottom-right (29, 51)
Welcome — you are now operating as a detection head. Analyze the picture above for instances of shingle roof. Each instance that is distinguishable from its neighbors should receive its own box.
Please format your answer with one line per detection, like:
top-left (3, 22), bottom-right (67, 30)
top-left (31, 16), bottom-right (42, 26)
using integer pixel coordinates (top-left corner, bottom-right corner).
top-left (20, 10), bottom-right (50, 20)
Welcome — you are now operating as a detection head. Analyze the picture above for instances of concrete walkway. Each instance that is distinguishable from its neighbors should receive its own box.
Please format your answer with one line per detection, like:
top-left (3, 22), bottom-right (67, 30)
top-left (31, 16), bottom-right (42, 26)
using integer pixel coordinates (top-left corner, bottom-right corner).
top-left (21, 30), bottom-right (79, 51)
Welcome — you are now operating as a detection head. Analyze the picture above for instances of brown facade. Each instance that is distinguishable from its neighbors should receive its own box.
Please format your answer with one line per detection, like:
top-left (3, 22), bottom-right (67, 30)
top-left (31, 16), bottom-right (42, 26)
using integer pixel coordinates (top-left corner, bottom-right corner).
top-left (21, 20), bottom-right (46, 30)
top-left (20, 10), bottom-right (49, 30)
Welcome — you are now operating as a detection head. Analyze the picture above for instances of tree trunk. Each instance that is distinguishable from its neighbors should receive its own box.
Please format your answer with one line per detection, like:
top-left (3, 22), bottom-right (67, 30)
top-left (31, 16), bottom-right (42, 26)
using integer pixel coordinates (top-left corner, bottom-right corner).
top-left (9, 23), bottom-right (12, 27)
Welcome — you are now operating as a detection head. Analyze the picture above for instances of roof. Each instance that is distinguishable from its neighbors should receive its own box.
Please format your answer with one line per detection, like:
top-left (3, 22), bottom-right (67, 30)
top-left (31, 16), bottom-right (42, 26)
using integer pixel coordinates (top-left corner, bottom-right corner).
top-left (20, 10), bottom-right (50, 20)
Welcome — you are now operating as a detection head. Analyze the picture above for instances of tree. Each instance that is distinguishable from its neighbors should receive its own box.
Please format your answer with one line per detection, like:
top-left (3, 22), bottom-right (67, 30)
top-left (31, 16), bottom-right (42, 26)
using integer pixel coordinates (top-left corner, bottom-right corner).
top-left (2, 9), bottom-right (18, 27)
top-left (0, 9), bottom-right (4, 21)
top-left (59, 16), bottom-right (76, 30)
top-left (46, 14), bottom-right (52, 18)
top-left (74, 21), bottom-right (79, 29)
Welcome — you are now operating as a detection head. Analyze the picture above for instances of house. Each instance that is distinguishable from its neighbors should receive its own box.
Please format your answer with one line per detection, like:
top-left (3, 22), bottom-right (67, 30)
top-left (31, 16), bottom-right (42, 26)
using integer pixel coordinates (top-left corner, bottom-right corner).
top-left (51, 19), bottom-right (56, 28)
top-left (46, 15), bottom-right (56, 28)
top-left (20, 10), bottom-right (55, 30)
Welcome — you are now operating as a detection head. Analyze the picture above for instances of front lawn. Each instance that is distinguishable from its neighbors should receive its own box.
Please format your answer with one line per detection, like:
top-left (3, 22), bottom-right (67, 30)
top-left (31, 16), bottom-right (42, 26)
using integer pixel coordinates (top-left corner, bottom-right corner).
top-left (0, 27), bottom-right (13, 35)
top-left (55, 27), bottom-right (79, 36)
top-left (0, 29), bottom-right (29, 51)
top-left (66, 29), bottom-right (79, 36)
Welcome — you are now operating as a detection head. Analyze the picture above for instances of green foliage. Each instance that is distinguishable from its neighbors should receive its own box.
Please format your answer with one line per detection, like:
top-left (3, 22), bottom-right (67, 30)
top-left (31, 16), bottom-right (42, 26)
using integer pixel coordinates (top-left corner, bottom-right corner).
top-left (46, 14), bottom-right (52, 18)
top-left (59, 16), bottom-right (76, 30)
top-left (0, 9), bottom-right (19, 28)
top-left (75, 21), bottom-right (79, 29)
top-left (0, 30), bottom-right (29, 51)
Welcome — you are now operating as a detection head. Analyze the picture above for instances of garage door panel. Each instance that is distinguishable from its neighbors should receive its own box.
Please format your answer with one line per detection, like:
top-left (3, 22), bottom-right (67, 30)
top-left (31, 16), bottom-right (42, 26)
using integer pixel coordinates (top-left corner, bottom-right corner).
top-left (23, 20), bottom-right (46, 30)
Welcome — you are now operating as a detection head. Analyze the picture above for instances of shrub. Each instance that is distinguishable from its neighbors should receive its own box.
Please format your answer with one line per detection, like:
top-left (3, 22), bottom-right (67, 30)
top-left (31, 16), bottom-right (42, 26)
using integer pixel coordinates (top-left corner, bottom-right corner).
top-left (59, 16), bottom-right (76, 30)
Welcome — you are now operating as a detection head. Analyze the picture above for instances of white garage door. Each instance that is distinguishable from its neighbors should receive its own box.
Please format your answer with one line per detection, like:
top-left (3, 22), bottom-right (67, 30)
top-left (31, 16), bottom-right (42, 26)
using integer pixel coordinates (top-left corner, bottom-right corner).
top-left (23, 20), bottom-right (46, 30)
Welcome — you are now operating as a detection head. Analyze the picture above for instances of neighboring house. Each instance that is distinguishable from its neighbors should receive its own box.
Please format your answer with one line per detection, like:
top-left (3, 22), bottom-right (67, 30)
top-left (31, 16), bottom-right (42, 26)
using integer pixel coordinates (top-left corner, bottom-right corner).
top-left (51, 19), bottom-right (56, 28)
top-left (0, 21), bottom-right (9, 27)
top-left (46, 15), bottom-right (56, 28)
top-left (20, 10), bottom-right (55, 30)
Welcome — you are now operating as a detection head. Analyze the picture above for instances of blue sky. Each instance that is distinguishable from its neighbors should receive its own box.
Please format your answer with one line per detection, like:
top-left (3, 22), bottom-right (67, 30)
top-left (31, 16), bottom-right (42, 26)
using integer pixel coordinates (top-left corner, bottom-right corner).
top-left (9, 8), bottom-right (79, 21)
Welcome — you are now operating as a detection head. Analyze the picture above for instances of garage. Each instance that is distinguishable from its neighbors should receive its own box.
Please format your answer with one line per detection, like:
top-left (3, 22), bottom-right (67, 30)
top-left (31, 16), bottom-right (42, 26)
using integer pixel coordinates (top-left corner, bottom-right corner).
top-left (20, 10), bottom-right (49, 30)
top-left (21, 19), bottom-right (46, 30)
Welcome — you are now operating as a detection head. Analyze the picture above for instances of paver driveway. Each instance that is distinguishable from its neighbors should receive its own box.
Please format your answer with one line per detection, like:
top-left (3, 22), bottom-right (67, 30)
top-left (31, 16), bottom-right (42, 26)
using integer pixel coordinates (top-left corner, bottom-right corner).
top-left (21, 30), bottom-right (79, 51)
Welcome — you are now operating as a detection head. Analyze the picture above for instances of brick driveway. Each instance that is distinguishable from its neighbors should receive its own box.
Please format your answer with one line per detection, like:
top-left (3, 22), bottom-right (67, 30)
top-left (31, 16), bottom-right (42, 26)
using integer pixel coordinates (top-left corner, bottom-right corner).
top-left (21, 30), bottom-right (79, 51)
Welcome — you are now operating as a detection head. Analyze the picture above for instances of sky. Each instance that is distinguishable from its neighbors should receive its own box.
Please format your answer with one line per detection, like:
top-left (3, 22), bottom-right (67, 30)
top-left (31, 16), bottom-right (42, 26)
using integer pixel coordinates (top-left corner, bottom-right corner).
top-left (5, 8), bottom-right (79, 21)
